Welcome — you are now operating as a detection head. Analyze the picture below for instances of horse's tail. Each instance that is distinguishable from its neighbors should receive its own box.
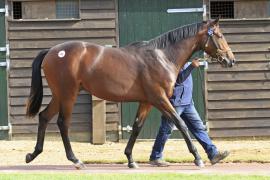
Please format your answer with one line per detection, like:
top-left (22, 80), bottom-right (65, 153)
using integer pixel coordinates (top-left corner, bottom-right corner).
top-left (26, 49), bottom-right (49, 118)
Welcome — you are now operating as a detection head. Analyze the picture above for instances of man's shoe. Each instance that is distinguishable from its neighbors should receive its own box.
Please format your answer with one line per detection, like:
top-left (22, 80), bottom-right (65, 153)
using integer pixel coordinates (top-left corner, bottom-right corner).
top-left (149, 159), bottom-right (169, 167)
top-left (210, 150), bottom-right (230, 165)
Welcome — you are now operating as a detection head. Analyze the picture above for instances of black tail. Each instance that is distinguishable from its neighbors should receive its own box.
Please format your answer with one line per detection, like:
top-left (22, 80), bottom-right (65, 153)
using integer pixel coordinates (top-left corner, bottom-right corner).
top-left (26, 49), bottom-right (49, 118)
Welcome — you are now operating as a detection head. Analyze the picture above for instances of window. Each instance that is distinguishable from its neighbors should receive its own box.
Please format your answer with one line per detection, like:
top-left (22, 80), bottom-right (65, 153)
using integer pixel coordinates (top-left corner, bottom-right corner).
top-left (13, 1), bottom-right (22, 19)
top-left (12, 0), bottom-right (80, 20)
top-left (56, 0), bottom-right (79, 19)
top-left (210, 1), bottom-right (234, 19)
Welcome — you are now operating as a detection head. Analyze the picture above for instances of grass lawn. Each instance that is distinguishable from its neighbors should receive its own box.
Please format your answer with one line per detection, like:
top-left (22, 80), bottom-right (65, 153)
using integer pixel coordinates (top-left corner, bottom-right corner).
top-left (0, 173), bottom-right (269, 180)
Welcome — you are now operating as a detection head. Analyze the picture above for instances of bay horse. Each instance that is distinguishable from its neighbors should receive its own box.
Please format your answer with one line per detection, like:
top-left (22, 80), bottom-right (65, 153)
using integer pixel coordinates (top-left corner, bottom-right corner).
top-left (25, 18), bottom-right (235, 169)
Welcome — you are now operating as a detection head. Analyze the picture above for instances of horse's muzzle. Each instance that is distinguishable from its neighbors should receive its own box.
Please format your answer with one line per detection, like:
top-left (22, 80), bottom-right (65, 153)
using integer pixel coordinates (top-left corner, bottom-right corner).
top-left (231, 59), bottom-right (236, 66)
top-left (222, 56), bottom-right (235, 67)
top-left (228, 58), bottom-right (236, 67)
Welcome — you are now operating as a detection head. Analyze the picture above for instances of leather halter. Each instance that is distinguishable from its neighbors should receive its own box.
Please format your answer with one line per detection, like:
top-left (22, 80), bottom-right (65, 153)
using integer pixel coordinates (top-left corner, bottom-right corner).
top-left (204, 27), bottom-right (232, 64)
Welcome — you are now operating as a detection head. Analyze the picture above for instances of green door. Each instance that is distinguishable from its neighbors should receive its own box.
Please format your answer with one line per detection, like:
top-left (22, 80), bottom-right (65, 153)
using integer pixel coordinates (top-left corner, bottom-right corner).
top-left (0, 0), bottom-right (9, 139)
top-left (119, 0), bottom-right (204, 139)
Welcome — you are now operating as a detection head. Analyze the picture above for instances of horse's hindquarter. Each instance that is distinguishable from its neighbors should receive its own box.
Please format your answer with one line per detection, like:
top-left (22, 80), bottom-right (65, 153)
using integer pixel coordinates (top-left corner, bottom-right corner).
top-left (80, 47), bottom-right (146, 101)
top-left (42, 41), bottom-right (88, 98)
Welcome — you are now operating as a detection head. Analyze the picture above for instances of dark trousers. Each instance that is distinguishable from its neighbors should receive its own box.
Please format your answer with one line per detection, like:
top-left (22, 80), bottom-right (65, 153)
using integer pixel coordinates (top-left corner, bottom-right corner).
top-left (150, 104), bottom-right (218, 161)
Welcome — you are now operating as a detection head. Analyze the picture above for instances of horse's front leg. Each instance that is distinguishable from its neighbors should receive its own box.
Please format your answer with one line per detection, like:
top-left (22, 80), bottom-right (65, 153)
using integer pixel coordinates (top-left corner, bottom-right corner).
top-left (153, 93), bottom-right (204, 167)
top-left (124, 103), bottom-right (152, 168)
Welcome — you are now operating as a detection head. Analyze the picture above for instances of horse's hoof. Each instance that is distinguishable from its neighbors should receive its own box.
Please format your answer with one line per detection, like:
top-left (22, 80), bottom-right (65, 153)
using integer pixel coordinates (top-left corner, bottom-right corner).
top-left (128, 162), bottom-right (139, 168)
top-left (74, 160), bottom-right (86, 170)
top-left (25, 153), bottom-right (33, 163)
top-left (194, 159), bottom-right (205, 168)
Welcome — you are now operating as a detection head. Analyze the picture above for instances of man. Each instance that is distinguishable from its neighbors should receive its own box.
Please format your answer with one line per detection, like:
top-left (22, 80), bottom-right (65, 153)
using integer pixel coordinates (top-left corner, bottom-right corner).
top-left (149, 58), bottom-right (229, 167)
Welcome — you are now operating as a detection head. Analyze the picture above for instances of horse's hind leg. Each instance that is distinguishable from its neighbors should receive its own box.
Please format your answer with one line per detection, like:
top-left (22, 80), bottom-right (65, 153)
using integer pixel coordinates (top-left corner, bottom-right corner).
top-left (26, 97), bottom-right (59, 163)
top-left (57, 97), bottom-right (85, 169)
top-left (124, 103), bottom-right (152, 168)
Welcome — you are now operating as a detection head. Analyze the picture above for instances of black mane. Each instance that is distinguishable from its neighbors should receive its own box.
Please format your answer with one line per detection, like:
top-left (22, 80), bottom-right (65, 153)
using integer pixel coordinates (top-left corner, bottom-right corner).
top-left (148, 22), bottom-right (204, 49)
top-left (126, 22), bottom-right (204, 49)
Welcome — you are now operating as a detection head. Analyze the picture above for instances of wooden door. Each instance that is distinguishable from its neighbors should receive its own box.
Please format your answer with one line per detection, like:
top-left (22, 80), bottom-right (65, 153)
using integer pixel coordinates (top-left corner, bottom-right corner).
top-left (119, 0), bottom-right (204, 139)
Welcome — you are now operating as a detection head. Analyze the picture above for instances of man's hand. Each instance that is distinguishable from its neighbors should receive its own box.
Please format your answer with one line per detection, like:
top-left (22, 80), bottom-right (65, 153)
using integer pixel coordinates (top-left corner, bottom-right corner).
top-left (191, 58), bottom-right (200, 68)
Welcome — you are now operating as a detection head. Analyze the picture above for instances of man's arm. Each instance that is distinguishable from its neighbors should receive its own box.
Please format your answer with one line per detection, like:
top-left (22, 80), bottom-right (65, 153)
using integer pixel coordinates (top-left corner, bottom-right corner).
top-left (176, 59), bottom-right (200, 83)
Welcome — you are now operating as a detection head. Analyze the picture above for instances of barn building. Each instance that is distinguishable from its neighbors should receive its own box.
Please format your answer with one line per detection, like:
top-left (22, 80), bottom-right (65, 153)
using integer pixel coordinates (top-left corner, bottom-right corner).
top-left (0, 0), bottom-right (269, 142)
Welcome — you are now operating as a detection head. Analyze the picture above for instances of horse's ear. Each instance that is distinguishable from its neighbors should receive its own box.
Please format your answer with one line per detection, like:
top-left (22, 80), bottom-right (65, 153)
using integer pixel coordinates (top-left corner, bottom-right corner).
top-left (209, 17), bottom-right (220, 27)
top-left (214, 16), bottom-right (220, 24)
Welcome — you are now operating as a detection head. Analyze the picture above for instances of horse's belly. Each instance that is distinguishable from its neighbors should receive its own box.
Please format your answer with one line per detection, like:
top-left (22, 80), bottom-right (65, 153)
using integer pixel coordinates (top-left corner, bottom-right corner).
top-left (82, 77), bottom-right (146, 102)
top-left (87, 86), bottom-right (145, 102)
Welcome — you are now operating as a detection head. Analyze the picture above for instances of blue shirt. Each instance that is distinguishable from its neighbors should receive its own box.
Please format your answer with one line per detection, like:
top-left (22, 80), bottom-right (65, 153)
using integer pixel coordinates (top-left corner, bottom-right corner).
top-left (170, 63), bottom-right (194, 107)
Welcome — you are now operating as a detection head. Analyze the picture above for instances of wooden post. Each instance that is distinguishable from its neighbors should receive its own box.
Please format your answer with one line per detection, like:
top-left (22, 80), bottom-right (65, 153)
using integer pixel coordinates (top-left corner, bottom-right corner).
top-left (91, 96), bottom-right (106, 144)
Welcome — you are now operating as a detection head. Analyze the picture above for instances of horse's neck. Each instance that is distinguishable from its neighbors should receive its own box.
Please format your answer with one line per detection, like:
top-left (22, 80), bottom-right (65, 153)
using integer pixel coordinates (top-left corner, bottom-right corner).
top-left (173, 36), bottom-right (200, 71)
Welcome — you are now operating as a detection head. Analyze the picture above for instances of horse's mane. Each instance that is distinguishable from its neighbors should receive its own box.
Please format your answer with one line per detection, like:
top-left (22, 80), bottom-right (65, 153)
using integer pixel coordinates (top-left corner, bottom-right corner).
top-left (126, 22), bottom-right (204, 49)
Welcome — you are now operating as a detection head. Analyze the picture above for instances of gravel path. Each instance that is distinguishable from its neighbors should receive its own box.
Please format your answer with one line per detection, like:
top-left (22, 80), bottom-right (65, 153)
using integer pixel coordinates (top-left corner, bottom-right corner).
top-left (0, 140), bottom-right (269, 176)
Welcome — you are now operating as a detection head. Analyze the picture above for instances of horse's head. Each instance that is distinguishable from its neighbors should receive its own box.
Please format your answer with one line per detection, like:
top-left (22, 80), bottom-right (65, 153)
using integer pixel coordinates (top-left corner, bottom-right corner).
top-left (201, 18), bottom-right (236, 67)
